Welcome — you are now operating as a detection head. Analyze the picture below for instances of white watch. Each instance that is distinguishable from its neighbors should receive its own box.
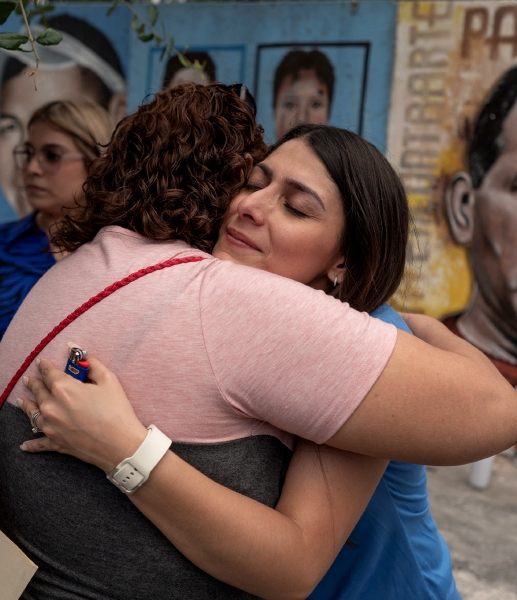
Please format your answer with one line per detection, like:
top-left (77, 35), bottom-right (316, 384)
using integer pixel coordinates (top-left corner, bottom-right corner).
top-left (107, 425), bottom-right (172, 494)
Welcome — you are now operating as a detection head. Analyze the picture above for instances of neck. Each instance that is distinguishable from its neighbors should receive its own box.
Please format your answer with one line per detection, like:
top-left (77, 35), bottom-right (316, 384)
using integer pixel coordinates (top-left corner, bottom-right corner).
top-left (457, 287), bottom-right (517, 365)
top-left (34, 212), bottom-right (68, 261)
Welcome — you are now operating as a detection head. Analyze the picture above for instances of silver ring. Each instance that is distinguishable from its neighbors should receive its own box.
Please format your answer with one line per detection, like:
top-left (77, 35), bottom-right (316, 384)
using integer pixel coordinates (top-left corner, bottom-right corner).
top-left (30, 410), bottom-right (42, 434)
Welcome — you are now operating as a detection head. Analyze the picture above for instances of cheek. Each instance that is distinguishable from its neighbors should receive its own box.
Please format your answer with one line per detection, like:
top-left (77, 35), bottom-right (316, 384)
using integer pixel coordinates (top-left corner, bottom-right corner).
top-left (273, 224), bottom-right (338, 273)
top-left (53, 166), bottom-right (88, 204)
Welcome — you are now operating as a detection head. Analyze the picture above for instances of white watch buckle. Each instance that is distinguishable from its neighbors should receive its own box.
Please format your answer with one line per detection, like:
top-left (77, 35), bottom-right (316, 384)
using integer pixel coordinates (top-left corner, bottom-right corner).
top-left (109, 461), bottom-right (145, 494)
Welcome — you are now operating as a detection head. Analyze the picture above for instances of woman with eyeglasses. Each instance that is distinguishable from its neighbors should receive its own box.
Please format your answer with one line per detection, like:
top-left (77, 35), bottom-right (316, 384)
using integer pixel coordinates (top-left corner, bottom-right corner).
top-left (0, 100), bottom-right (114, 340)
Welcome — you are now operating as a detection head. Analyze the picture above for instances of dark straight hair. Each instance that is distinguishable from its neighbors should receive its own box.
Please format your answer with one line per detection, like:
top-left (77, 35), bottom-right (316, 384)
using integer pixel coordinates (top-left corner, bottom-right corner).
top-left (468, 65), bottom-right (517, 189)
top-left (271, 124), bottom-right (409, 314)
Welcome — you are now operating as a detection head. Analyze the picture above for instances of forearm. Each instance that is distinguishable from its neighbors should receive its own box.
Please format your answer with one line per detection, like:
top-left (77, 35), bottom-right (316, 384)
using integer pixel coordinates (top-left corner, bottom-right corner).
top-left (20, 358), bottom-right (386, 599)
top-left (130, 442), bottom-right (387, 600)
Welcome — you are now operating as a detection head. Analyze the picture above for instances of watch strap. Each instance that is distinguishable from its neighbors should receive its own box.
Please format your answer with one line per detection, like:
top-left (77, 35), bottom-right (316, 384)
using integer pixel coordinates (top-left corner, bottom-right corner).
top-left (107, 425), bottom-right (172, 494)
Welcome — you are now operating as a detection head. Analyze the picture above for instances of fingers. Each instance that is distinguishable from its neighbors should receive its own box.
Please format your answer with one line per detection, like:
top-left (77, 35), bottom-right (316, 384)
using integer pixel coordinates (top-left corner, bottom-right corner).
top-left (22, 371), bottom-right (53, 406)
top-left (83, 354), bottom-right (117, 386)
top-left (20, 436), bottom-right (54, 453)
top-left (15, 396), bottom-right (50, 453)
top-left (16, 395), bottom-right (40, 417)
top-left (36, 357), bottom-right (70, 391)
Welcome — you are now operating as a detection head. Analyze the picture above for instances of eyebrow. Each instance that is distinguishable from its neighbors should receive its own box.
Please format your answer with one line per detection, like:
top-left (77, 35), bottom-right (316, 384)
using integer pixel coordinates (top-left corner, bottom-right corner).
top-left (257, 163), bottom-right (325, 210)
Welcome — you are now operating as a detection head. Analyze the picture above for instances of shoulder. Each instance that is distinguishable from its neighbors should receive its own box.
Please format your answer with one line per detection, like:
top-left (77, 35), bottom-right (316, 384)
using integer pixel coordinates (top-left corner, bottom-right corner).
top-left (0, 213), bottom-right (42, 247)
top-left (371, 304), bottom-right (412, 334)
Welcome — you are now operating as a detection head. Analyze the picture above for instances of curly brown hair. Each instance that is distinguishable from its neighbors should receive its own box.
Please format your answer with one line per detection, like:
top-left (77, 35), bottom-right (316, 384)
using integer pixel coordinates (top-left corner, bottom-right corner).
top-left (52, 82), bottom-right (268, 253)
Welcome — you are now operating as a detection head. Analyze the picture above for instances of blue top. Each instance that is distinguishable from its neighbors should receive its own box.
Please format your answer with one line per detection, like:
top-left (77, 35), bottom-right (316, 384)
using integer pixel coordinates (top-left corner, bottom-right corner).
top-left (309, 304), bottom-right (460, 600)
top-left (0, 213), bottom-right (56, 340)
top-left (0, 192), bottom-right (16, 224)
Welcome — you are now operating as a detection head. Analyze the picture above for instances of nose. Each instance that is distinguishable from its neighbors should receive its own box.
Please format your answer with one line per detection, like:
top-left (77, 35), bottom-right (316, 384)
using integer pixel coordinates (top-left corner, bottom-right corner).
top-left (25, 152), bottom-right (43, 176)
top-left (294, 100), bottom-right (309, 125)
top-left (236, 186), bottom-right (275, 226)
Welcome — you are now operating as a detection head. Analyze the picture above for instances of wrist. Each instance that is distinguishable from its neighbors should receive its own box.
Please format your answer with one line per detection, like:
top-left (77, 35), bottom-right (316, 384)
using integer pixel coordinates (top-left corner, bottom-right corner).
top-left (106, 424), bottom-right (172, 494)
top-left (100, 423), bottom-right (149, 473)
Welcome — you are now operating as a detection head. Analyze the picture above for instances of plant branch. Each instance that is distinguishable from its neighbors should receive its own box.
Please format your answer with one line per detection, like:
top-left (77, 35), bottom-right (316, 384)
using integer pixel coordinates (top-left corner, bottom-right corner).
top-left (119, 0), bottom-right (162, 43)
top-left (18, 0), bottom-right (39, 84)
top-left (118, 0), bottom-right (198, 73)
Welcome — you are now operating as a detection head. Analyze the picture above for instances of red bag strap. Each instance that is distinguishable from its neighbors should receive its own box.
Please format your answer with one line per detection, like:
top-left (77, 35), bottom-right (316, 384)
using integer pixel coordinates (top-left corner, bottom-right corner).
top-left (0, 255), bottom-right (205, 408)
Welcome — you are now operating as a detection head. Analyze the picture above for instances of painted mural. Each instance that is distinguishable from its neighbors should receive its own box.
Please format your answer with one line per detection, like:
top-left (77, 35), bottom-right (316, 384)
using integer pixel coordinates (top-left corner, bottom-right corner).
top-left (135, 1), bottom-right (397, 147)
top-left (0, 6), bottom-right (130, 221)
top-left (0, 1), bottom-right (397, 223)
top-left (389, 0), bottom-right (517, 373)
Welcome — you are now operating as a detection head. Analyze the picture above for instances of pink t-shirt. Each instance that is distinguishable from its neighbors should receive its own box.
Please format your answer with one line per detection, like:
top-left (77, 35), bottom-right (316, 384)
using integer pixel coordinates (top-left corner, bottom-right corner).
top-left (0, 226), bottom-right (397, 448)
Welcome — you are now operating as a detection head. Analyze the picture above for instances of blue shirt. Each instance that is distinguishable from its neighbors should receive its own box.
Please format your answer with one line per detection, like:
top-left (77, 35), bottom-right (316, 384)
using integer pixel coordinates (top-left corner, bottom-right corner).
top-left (0, 213), bottom-right (56, 340)
top-left (309, 304), bottom-right (460, 600)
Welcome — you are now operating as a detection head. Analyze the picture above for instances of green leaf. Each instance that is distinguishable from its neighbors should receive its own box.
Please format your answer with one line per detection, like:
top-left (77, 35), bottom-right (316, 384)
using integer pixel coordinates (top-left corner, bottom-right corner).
top-left (178, 53), bottom-right (190, 69)
top-left (106, 0), bottom-right (119, 17)
top-left (35, 28), bottom-right (62, 46)
top-left (0, 32), bottom-right (28, 50)
top-left (0, 2), bottom-right (16, 26)
top-left (130, 13), bottom-right (140, 32)
top-left (160, 46), bottom-right (167, 61)
top-left (148, 4), bottom-right (158, 27)
top-left (138, 32), bottom-right (153, 43)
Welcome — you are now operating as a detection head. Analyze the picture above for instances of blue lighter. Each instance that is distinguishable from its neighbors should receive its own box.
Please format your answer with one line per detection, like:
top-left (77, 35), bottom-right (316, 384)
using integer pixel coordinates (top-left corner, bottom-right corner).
top-left (65, 347), bottom-right (90, 382)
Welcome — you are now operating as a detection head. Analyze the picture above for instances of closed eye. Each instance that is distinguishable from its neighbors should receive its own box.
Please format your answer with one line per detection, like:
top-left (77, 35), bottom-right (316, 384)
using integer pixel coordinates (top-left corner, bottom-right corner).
top-left (284, 202), bottom-right (309, 218)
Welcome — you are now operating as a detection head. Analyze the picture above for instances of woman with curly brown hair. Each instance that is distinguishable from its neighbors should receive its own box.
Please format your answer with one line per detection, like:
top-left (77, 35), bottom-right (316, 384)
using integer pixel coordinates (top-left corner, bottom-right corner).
top-left (1, 83), bottom-right (515, 600)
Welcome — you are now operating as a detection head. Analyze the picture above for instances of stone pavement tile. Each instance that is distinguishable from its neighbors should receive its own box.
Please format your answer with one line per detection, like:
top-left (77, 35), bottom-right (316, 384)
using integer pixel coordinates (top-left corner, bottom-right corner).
top-left (426, 455), bottom-right (517, 599)
top-left (454, 570), bottom-right (517, 600)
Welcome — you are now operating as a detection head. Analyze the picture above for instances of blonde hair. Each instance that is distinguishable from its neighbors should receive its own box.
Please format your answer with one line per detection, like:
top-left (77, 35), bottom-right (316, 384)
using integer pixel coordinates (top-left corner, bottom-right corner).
top-left (28, 100), bottom-right (114, 165)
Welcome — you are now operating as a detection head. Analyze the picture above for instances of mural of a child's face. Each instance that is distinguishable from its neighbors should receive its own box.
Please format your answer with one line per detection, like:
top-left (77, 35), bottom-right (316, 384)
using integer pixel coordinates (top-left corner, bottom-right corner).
top-left (0, 66), bottom-right (126, 216)
top-left (274, 68), bottom-right (329, 140)
top-left (167, 67), bottom-right (209, 88)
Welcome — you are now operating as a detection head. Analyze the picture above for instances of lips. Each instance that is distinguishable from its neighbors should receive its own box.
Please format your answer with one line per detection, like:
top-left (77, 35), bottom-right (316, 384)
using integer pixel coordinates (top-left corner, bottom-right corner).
top-left (226, 227), bottom-right (261, 251)
top-left (26, 184), bottom-right (46, 193)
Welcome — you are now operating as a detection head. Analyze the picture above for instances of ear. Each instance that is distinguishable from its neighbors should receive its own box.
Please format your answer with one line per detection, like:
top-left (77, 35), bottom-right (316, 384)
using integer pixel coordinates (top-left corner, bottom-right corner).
top-left (243, 152), bottom-right (254, 177)
top-left (108, 92), bottom-right (127, 125)
top-left (327, 257), bottom-right (346, 288)
top-left (445, 171), bottom-right (476, 245)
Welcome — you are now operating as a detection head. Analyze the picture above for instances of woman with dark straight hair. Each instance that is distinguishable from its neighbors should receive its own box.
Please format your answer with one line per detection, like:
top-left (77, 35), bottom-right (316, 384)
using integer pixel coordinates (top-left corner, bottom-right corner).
top-left (272, 124), bottom-right (408, 314)
top-left (3, 84), bottom-right (513, 600)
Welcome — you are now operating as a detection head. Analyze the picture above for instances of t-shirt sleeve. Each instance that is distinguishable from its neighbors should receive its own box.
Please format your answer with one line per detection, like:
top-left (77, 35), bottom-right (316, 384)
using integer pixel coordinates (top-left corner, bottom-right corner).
top-left (199, 261), bottom-right (397, 444)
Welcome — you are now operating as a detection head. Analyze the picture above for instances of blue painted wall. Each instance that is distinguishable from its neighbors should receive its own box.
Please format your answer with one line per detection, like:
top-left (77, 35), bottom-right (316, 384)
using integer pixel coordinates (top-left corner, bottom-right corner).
top-left (130, 1), bottom-right (397, 147)
top-left (0, 2), bottom-right (397, 223)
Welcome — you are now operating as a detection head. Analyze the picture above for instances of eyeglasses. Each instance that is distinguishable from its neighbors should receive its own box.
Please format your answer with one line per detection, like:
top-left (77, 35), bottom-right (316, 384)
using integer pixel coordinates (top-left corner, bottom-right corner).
top-left (229, 83), bottom-right (257, 117)
top-left (13, 143), bottom-right (85, 173)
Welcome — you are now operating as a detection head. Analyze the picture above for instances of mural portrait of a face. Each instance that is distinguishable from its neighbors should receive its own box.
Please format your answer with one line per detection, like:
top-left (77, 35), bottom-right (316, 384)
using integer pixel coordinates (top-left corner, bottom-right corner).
top-left (273, 50), bottom-right (334, 140)
top-left (0, 14), bottom-right (127, 216)
top-left (162, 52), bottom-right (216, 90)
top-left (445, 65), bottom-right (517, 365)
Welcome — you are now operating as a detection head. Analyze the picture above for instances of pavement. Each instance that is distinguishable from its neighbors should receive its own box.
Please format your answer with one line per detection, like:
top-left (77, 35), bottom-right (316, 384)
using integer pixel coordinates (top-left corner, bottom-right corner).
top-left (426, 450), bottom-right (517, 600)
